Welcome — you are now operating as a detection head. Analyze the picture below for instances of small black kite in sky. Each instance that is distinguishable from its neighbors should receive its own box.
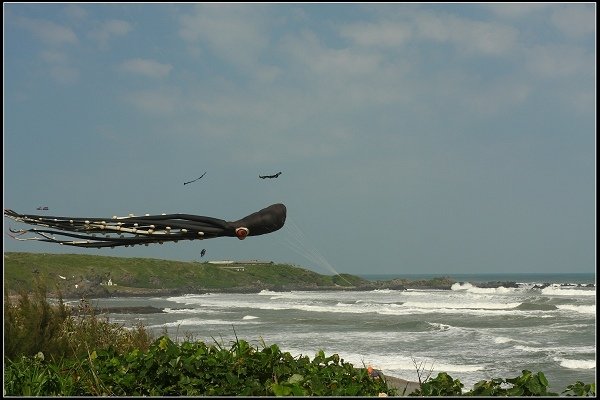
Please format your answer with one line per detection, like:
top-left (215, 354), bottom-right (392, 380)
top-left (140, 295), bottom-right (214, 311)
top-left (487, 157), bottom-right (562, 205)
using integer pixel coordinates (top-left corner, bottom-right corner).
top-left (259, 172), bottom-right (282, 179)
top-left (184, 172), bottom-right (206, 185)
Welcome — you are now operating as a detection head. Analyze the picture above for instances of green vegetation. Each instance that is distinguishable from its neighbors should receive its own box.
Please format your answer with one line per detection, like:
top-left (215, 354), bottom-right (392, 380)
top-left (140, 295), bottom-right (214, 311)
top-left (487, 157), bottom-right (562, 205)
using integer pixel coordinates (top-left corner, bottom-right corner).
top-left (3, 279), bottom-right (596, 396)
top-left (4, 279), bottom-right (153, 361)
top-left (4, 252), bottom-right (372, 299)
top-left (4, 282), bottom-right (391, 396)
top-left (406, 370), bottom-right (595, 397)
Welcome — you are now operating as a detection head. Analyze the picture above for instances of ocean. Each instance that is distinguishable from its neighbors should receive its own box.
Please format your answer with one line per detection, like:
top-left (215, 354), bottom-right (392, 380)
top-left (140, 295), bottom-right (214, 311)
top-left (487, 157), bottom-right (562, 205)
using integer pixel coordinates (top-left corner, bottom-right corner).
top-left (79, 273), bottom-right (596, 394)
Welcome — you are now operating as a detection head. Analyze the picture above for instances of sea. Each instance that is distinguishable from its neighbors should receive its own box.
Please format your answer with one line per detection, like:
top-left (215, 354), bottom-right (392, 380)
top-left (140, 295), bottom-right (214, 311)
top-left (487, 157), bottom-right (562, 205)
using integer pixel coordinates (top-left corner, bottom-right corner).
top-left (76, 273), bottom-right (596, 394)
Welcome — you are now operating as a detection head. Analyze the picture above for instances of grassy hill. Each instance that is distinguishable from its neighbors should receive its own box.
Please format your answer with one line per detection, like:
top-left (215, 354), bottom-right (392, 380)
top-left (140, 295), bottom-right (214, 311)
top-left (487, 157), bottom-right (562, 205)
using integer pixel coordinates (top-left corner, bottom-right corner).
top-left (3, 252), bottom-right (371, 298)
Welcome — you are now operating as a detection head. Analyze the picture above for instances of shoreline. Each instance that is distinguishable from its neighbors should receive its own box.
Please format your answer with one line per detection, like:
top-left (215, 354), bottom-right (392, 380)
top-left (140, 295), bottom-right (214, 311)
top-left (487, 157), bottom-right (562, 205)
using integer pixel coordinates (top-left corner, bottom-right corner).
top-left (41, 280), bottom-right (528, 301)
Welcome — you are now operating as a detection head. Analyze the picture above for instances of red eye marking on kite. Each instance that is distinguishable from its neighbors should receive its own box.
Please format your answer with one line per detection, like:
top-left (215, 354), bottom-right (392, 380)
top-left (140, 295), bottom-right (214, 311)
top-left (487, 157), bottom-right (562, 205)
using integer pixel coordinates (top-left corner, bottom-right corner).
top-left (235, 227), bottom-right (249, 240)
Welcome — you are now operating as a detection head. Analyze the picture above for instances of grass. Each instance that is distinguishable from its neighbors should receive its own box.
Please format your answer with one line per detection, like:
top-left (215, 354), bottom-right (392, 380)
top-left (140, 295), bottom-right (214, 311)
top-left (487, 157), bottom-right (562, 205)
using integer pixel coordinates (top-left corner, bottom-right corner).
top-left (4, 278), bottom-right (153, 361)
top-left (4, 252), bottom-right (372, 298)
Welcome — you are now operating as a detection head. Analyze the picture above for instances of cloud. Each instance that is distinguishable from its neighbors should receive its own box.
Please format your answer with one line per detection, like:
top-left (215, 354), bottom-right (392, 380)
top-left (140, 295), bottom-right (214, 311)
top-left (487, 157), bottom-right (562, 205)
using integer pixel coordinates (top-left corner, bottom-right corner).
top-left (525, 44), bottom-right (592, 78)
top-left (49, 65), bottom-right (80, 84)
top-left (11, 15), bottom-right (79, 84)
top-left (413, 11), bottom-right (518, 56)
top-left (89, 19), bottom-right (132, 47)
top-left (123, 88), bottom-right (180, 115)
top-left (485, 3), bottom-right (549, 19)
top-left (550, 5), bottom-right (595, 38)
top-left (338, 21), bottom-right (412, 47)
top-left (119, 58), bottom-right (173, 78)
top-left (39, 49), bottom-right (79, 84)
top-left (64, 5), bottom-right (88, 21)
top-left (15, 16), bottom-right (78, 46)
top-left (178, 4), bottom-right (270, 68)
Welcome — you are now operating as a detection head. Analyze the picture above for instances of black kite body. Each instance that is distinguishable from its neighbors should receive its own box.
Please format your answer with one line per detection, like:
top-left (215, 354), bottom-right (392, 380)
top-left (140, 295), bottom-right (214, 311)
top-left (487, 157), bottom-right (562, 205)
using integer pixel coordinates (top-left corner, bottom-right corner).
top-left (4, 203), bottom-right (286, 249)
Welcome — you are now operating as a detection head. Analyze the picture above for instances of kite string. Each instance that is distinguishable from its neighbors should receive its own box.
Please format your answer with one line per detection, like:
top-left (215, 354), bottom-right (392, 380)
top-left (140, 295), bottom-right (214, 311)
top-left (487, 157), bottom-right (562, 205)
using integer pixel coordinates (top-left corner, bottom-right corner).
top-left (280, 216), bottom-right (354, 286)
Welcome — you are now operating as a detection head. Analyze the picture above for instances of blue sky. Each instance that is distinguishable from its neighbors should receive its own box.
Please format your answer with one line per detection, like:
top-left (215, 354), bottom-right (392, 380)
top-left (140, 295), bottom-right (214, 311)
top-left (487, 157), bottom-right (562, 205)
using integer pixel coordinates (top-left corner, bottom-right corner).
top-left (3, 3), bottom-right (596, 276)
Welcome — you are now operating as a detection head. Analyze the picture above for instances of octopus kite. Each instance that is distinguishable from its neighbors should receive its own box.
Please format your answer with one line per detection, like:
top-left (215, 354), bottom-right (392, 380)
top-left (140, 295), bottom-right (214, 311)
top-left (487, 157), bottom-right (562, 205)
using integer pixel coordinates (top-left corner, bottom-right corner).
top-left (4, 203), bottom-right (286, 248)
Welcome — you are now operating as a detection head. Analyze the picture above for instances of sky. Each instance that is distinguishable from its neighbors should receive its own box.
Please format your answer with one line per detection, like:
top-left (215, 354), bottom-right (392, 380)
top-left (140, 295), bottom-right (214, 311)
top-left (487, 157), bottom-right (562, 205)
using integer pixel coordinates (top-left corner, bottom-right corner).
top-left (3, 3), bottom-right (596, 276)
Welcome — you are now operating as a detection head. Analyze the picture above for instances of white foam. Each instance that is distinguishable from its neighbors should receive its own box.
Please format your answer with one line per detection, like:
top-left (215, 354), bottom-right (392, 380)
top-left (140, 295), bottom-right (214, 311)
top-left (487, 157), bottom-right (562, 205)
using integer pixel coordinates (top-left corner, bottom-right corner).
top-left (541, 285), bottom-right (596, 297)
top-left (150, 317), bottom-right (260, 327)
top-left (371, 289), bottom-right (394, 293)
top-left (402, 300), bottom-right (521, 310)
top-left (554, 358), bottom-right (596, 370)
top-left (427, 322), bottom-right (456, 332)
top-left (451, 282), bottom-right (517, 294)
top-left (242, 315), bottom-right (259, 320)
top-left (514, 345), bottom-right (545, 353)
top-left (556, 304), bottom-right (596, 315)
top-left (163, 307), bottom-right (201, 314)
top-left (493, 336), bottom-right (512, 344)
top-left (258, 289), bottom-right (279, 295)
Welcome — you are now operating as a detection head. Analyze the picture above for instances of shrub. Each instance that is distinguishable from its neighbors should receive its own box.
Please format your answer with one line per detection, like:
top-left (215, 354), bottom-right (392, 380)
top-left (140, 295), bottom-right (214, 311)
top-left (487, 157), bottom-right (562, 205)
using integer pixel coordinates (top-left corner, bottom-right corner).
top-left (562, 381), bottom-right (596, 397)
top-left (464, 370), bottom-right (558, 396)
top-left (4, 280), bottom-right (69, 360)
top-left (4, 280), bottom-right (153, 362)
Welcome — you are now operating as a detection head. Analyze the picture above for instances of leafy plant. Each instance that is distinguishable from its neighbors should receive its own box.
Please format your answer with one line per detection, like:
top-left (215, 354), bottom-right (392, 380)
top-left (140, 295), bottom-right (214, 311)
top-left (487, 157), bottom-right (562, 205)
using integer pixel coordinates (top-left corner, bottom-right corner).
top-left (562, 381), bottom-right (596, 397)
top-left (464, 370), bottom-right (558, 396)
top-left (409, 372), bottom-right (464, 396)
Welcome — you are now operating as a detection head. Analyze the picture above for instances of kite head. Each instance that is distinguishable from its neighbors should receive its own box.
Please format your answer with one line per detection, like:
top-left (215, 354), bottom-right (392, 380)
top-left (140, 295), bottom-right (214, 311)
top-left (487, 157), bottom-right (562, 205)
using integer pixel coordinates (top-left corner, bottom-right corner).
top-left (235, 227), bottom-right (249, 240)
top-left (229, 203), bottom-right (286, 238)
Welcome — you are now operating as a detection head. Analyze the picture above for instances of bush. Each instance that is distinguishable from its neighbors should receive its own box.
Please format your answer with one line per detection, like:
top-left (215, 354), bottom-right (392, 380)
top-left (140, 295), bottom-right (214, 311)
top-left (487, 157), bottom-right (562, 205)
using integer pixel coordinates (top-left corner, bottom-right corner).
top-left (4, 280), bottom-right (153, 362)
top-left (4, 280), bottom-right (69, 360)
top-left (4, 337), bottom-right (395, 396)
top-left (464, 370), bottom-right (557, 396)
top-left (562, 381), bottom-right (596, 397)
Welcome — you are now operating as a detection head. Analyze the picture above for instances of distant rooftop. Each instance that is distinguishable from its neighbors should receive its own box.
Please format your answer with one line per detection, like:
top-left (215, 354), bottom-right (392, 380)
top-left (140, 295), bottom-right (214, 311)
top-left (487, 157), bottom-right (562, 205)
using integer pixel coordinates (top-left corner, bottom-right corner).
top-left (208, 260), bottom-right (274, 265)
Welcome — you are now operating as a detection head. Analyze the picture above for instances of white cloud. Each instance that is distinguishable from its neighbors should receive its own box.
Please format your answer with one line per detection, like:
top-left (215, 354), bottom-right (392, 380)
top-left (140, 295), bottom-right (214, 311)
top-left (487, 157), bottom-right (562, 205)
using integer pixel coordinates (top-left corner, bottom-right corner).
top-left (281, 30), bottom-right (382, 78)
top-left (550, 5), bottom-right (595, 38)
top-left (39, 49), bottom-right (79, 84)
top-left (119, 58), bottom-right (173, 79)
top-left (16, 16), bottom-right (78, 46)
top-left (64, 5), bottom-right (88, 21)
top-left (525, 44), bottom-right (592, 78)
top-left (178, 4), bottom-right (270, 68)
top-left (89, 19), bottom-right (132, 47)
top-left (49, 65), bottom-right (80, 84)
top-left (12, 16), bottom-right (80, 84)
top-left (338, 21), bottom-right (412, 47)
top-left (123, 88), bottom-right (180, 115)
top-left (413, 12), bottom-right (518, 56)
top-left (40, 50), bottom-right (69, 64)
top-left (485, 3), bottom-right (549, 19)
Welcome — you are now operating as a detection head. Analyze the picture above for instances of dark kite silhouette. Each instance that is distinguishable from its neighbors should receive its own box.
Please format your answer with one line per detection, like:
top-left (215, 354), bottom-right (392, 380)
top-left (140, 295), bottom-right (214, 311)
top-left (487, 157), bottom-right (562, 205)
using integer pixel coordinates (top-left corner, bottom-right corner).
top-left (259, 172), bottom-right (282, 179)
top-left (184, 172), bottom-right (206, 185)
top-left (4, 203), bottom-right (286, 249)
